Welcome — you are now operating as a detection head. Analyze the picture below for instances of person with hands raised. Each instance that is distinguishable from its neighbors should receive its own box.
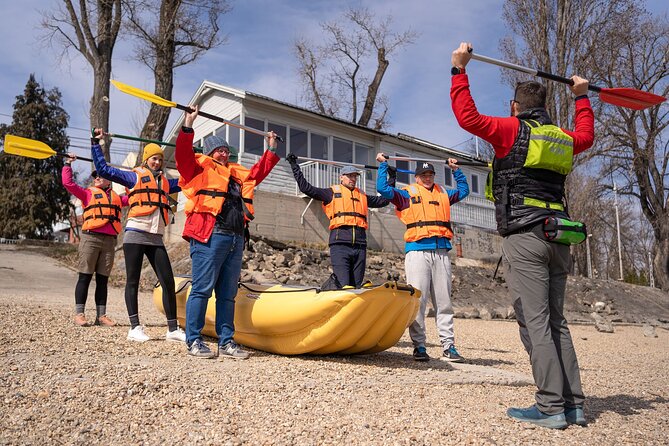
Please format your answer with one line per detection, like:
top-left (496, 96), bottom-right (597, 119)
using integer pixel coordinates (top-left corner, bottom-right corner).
top-left (176, 105), bottom-right (280, 359)
top-left (451, 42), bottom-right (594, 429)
top-left (91, 128), bottom-right (185, 344)
top-left (286, 152), bottom-right (389, 289)
top-left (62, 152), bottom-right (128, 327)
top-left (376, 152), bottom-right (469, 363)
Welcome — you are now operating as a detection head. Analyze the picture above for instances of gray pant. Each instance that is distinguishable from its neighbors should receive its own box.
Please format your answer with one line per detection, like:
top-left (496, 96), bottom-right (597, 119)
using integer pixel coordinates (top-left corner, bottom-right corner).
top-left (405, 249), bottom-right (455, 350)
top-left (502, 232), bottom-right (585, 415)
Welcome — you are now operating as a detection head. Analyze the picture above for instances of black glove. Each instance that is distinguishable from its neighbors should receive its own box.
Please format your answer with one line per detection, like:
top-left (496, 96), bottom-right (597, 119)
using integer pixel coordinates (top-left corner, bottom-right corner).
top-left (387, 166), bottom-right (397, 188)
top-left (286, 152), bottom-right (298, 164)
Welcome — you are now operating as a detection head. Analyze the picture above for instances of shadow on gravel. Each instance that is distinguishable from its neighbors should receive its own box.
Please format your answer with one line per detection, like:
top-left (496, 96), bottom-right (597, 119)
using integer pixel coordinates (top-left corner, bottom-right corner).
top-left (293, 351), bottom-right (454, 372)
top-left (587, 394), bottom-right (669, 421)
top-left (395, 340), bottom-right (442, 348)
top-left (465, 358), bottom-right (516, 367)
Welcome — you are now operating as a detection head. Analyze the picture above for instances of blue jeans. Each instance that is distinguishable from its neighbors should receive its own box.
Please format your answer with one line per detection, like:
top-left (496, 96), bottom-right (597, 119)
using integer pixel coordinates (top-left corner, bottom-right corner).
top-left (185, 233), bottom-right (244, 346)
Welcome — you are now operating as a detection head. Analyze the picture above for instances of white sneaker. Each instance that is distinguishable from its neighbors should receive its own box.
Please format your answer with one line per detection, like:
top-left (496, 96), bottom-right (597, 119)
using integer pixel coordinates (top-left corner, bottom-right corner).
top-left (127, 325), bottom-right (150, 342)
top-left (165, 327), bottom-right (186, 343)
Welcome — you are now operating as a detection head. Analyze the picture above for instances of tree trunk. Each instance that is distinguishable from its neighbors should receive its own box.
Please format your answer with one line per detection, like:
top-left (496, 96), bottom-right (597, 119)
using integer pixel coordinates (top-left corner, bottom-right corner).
top-left (653, 225), bottom-right (669, 290)
top-left (90, 60), bottom-right (112, 161)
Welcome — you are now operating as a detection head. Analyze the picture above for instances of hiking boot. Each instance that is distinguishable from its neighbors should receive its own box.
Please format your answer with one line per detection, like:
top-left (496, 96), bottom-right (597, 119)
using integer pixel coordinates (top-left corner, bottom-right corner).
top-left (127, 325), bottom-right (150, 343)
top-left (74, 313), bottom-right (89, 327)
top-left (507, 405), bottom-right (568, 429)
top-left (219, 341), bottom-right (250, 359)
top-left (441, 345), bottom-right (464, 363)
top-left (412, 346), bottom-right (430, 362)
top-left (565, 406), bottom-right (587, 426)
top-left (187, 339), bottom-right (216, 359)
top-left (94, 315), bottom-right (116, 327)
top-left (165, 327), bottom-right (186, 343)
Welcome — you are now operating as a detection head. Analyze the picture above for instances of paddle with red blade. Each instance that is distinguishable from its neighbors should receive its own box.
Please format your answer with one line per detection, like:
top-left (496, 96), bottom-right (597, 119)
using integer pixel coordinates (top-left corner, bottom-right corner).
top-left (469, 51), bottom-right (666, 111)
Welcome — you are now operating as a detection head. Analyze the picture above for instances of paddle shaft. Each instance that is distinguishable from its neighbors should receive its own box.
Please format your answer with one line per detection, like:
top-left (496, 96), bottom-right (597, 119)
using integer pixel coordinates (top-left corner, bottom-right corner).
top-left (386, 156), bottom-right (485, 167)
top-left (470, 52), bottom-right (603, 92)
top-left (108, 132), bottom-right (176, 147)
top-left (175, 104), bottom-right (285, 142)
top-left (59, 152), bottom-right (93, 162)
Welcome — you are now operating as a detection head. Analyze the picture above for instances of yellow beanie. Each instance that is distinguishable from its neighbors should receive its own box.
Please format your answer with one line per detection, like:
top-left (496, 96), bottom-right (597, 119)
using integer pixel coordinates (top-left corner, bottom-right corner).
top-left (142, 143), bottom-right (164, 162)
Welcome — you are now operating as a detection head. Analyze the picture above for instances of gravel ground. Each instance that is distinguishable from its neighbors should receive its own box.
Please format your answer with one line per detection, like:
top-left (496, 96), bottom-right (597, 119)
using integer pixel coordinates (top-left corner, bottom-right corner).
top-left (0, 246), bottom-right (668, 445)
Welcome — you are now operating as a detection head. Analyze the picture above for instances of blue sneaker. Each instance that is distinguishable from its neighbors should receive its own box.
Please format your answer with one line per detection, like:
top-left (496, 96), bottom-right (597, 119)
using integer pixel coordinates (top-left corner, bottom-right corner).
top-left (565, 406), bottom-right (587, 426)
top-left (412, 346), bottom-right (430, 361)
top-left (441, 345), bottom-right (464, 362)
top-left (507, 405), bottom-right (568, 429)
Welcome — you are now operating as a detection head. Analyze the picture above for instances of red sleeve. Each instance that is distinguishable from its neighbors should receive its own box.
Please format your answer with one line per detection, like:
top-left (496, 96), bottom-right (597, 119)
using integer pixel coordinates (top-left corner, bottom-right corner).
top-left (175, 129), bottom-right (202, 182)
top-left (451, 74), bottom-right (520, 159)
top-left (247, 150), bottom-right (280, 185)
top-left (61, 165), bottom-right (91, 205)
top-left (561, 97), bottom-right (595, 155)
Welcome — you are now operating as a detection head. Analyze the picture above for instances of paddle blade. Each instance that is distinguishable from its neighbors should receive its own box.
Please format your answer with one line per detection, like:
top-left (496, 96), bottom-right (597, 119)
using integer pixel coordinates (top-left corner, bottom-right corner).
top-left (111, 80), bottom-right (177, 108)
top-left (599, 88), bottom-right (666, 111)
top-left (3, 134), bottom-right (55, 159)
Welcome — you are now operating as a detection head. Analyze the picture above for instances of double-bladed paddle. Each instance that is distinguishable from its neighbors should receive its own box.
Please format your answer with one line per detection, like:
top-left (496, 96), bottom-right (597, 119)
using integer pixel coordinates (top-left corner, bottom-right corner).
top-left (469, 51), bottom-right (666, 111)
top-left (3, 134), bottom-right (93, 162)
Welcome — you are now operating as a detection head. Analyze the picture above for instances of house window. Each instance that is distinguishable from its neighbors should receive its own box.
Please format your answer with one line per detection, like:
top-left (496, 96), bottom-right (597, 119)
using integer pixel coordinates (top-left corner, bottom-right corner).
top-left (227, 117), bottom-right (240, 150)
top-left (311, 133), bottom-right (328, 159)
top-left (471, 173), bottom-right (480, 194)
top-left (244, 117), bottom-right (265, 156)
top-left (395, 153), bottom-right (410, 185)
top-left (333, 137), bottom-right (353, 163)
top-left (443, 166), bottom-right (453, 187)
top-left (290, 127), bottom-right (308, 158)
top-left (355, 143), bottom-right (374, 181)
top-left (268, 122), bottom-right (287, 158)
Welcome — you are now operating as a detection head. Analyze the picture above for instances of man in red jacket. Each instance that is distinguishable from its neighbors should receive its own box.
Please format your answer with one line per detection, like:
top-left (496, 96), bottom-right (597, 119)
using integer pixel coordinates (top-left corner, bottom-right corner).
top-left (176, 106), bottom-right (279, 359)
top-left (451, 42), bottom-right (594, 429)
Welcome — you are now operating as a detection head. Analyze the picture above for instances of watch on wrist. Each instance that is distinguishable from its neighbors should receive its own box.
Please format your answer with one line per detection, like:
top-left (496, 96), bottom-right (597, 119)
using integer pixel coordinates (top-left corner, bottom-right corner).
top-left (451, 66), bottom-right (465, 75)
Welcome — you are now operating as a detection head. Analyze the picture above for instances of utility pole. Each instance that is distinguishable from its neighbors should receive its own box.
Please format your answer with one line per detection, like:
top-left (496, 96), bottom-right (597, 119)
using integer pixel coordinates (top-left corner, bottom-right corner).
top-left (613, 182), bottom-right (624, 281)
top-left (586, 234), bottom-right (593, 279)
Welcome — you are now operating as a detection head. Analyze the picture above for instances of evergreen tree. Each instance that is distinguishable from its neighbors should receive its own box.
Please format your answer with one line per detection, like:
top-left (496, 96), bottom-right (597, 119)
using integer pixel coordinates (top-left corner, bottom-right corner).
top-left (0, 75), bottom-right (71, 239)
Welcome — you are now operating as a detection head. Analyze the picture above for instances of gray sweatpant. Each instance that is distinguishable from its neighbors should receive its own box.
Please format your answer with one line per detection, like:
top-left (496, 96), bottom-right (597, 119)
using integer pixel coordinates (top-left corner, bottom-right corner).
top-left (502, 232), bottom-right (585, 415)
top-left (405, 249), bottom-right (455, 350)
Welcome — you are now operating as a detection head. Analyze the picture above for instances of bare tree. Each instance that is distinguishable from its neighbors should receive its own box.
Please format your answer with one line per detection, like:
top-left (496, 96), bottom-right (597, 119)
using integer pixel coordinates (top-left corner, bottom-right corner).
top-left (124, 0), bottom-right (231, 163)
top-left (41, 0), bottom-right (122, 160)
top-left (587, 14), bottom-right (669, 290)
top-left (294, 7), bottom-right (418, 130)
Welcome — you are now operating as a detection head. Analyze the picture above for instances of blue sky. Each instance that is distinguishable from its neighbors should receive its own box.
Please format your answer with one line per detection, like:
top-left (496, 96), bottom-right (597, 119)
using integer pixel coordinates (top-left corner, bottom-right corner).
top-left (1, 0), bottom-right (667, 173)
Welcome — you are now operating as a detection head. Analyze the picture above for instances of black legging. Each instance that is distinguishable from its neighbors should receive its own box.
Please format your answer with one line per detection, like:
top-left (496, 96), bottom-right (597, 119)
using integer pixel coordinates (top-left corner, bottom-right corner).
top-left (75, 272), bottom-right (109, 306)
top-left (123, 243), bottom-right (177, 323)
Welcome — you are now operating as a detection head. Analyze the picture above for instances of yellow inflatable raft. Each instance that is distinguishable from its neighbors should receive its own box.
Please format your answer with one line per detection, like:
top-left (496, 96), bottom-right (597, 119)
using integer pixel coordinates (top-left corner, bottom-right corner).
top-left (153, 276), bottom-right (420, 355)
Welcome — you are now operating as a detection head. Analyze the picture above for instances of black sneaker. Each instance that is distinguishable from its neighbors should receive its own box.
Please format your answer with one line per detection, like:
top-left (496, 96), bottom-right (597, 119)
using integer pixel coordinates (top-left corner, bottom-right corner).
top-left (413, 346), bottom-right (430, 362)
top-left (187, 339), bottom-right (216, 358)
top-left (441, 345), bottom-right (464, 362)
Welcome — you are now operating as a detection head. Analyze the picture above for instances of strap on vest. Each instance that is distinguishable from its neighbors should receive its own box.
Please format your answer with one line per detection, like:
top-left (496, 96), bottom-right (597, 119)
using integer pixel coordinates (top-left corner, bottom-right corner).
top-left (519, 196), bottom-right (565, 211)
top-left (406, 220), bottom-right (452, 231)
top-left (333, 211), bottom-right (367, 221)
top-left (128, 188), bottom-right (169, 198)
top-left (84, 215), bottom-right (121, 223)
top-left (129, 201), bottom-right (172, 210)
top-left (195, 190), bottom-right (255, 221)
top-left (84, 203), bottom-right (121, 213)
top-left (428, 200), bottom-right (440, 206)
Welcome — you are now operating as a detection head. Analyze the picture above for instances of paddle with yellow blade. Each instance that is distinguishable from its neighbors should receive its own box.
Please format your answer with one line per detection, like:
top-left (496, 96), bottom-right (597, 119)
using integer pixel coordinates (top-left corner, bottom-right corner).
top-left (111, 80), bottom-right (284, 141)
top-left (2, 134), bottom-right (93, 162)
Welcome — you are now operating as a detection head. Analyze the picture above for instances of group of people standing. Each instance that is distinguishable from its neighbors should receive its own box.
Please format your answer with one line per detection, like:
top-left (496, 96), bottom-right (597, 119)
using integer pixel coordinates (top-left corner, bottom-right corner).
top-left (63, 40), bottom-right (594, 429)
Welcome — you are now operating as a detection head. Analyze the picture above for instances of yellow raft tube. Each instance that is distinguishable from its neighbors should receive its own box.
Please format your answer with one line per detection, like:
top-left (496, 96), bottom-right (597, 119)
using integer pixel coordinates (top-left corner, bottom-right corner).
top-left (153, 276), bottom-right (420, 355)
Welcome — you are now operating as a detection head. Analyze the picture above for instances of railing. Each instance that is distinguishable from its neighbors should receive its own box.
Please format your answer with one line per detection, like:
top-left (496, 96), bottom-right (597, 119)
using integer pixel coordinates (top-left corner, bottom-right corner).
top-left (296, 161), bottom-right (367, 195)
top-left (451, 194), bottom-right (496, 230)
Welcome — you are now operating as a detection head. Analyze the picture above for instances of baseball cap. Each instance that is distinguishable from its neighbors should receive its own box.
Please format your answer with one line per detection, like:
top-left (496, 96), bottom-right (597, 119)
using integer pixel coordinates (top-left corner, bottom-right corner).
top-left (340, 165), bottom-right (361, 175)
top-left (415, 162), bottom-right (436, 176)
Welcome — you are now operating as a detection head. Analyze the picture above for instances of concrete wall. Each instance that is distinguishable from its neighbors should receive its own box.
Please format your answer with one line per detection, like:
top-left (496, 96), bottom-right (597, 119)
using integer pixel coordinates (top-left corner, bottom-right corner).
top-left (164, 189), bottom-right (502, 260)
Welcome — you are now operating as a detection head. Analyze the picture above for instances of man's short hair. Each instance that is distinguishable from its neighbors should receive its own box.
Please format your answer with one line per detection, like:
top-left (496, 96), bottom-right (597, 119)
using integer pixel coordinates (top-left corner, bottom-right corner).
top-left (514, 81), bottom-right (547, 111)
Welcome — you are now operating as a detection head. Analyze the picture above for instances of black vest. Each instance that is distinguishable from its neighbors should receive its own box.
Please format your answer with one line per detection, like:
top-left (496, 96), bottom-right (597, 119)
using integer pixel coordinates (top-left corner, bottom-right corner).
top-left (492, 108), bottom-right (570, 236)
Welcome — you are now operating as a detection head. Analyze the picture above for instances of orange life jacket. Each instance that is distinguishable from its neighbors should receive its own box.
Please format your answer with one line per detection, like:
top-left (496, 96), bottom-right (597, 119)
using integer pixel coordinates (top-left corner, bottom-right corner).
top-left (397, 183), bottom-right (453, 242)
top-left (82, 186), bottom-right (122, 234)
top-left (228, 162), bottom-right (256, 222)
top-left (179, 154), bottom-right (233, 216)
top-left (126, 167), bottom-right (172, 225)
top-left (322, 185), bottom-right (368, 230)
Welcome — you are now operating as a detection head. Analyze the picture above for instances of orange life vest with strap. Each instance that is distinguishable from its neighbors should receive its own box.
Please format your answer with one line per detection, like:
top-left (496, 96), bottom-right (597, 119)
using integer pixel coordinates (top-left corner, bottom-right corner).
top-left (126, 167), bottom-right (172, 225)
top-left (228, 162), bottom-right (256, 222)
top-left (397, 183), bottom-right (453, 242)
top-left (82, 186), bottom-right (122, 234)
top-left (322, 185), bottom-right (369, 230)
top-left (179, 154), bottom-right (232, 216)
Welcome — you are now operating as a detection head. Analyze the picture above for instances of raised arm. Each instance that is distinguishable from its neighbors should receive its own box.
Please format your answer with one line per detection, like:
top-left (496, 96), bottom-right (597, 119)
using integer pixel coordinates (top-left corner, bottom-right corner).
top-left (286, 153), bottom-right (333, 202)
top-left (91, 131), bottom-right (137, 188)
